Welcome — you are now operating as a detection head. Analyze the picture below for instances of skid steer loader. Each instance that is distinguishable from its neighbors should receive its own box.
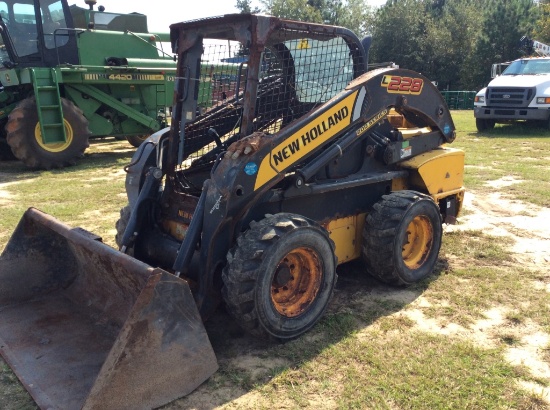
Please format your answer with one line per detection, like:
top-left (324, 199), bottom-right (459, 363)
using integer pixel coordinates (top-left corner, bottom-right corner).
top-left (0, 14), bottom-right (465, 409)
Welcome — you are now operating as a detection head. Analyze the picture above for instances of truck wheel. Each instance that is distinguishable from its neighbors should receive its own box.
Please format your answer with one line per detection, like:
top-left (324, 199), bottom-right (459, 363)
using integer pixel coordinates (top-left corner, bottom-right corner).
top-left (222, 213), bottom-right (337, 340)
top-left (5, 97), bottom-right (91, 169)
top-left (475, 118), bottom-right (495, 131)
top-left (126, 135), bottom-right (148, 148)
top-left (362, 190), bottom-right (442, 286)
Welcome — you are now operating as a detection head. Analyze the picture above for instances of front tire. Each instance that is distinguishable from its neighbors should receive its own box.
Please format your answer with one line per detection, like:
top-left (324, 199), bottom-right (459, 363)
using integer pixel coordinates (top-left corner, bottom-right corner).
top-left (362, 190), bottom-right (442, 285)
top-left (222, 213), bottom-right (337, 339)
top-left (5, 97), bottom-right (91, 169)
top-left (475, 118), bottom-right (495, 132)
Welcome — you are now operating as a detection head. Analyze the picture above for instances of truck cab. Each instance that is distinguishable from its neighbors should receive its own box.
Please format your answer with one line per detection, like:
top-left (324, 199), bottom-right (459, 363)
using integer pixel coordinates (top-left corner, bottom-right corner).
top-left (474, 37), bottom-right (550, 131)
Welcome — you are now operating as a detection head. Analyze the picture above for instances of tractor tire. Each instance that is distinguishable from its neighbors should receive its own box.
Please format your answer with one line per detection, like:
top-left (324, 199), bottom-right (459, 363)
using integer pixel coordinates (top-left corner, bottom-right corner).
top-left (0, 139), bottom-right (16, 161)
top-left (362, 190), bottom-right (442, 286)
top-left (5, 97), bottom-right (91, 169)
top-left (222, 213), bottom-right (337, 340)
top-left (115, 204), bottom-right (133, 254)
top-left (475, 118), bottom-right (495, 132)
top-left (126, 135), bottom-right (149, 148)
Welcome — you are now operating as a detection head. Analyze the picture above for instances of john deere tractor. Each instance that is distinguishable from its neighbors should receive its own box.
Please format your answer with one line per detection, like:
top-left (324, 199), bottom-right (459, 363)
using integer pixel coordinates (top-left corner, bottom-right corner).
top-left (0, 0), bottom-right (176, 169)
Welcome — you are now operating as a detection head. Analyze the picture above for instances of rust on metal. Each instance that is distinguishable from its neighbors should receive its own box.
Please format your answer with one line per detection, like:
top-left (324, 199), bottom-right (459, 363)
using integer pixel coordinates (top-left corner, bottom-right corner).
top-left (271, 246), bottom-right (323, 317)
top-left (0, 208), bottom-right (218, 410)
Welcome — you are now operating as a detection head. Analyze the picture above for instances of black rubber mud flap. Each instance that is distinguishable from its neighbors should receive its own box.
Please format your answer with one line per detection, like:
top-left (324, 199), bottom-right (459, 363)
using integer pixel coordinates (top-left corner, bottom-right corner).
top-left (0, 208), bottom-right (218, 410)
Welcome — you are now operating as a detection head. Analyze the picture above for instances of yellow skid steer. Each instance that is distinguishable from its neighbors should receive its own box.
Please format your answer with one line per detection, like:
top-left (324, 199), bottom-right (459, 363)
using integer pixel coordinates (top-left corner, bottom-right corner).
top-left (1, 14), bottom-right (464, 409)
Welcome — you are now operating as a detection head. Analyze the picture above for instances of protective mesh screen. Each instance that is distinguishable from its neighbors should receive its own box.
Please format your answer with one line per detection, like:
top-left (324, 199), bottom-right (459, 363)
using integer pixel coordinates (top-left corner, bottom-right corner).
top-left (180, 33), bottom-right (357, 169)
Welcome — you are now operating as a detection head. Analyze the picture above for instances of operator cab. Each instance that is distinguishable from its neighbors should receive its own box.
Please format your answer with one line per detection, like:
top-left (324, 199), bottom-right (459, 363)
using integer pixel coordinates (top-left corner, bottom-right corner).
top-left (0, 0), bottom-right (78, 68)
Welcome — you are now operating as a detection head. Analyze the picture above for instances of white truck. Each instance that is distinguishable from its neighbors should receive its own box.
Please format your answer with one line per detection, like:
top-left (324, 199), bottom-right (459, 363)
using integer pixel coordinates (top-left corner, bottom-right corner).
top-left (474, 37), bottom-right (550, 131)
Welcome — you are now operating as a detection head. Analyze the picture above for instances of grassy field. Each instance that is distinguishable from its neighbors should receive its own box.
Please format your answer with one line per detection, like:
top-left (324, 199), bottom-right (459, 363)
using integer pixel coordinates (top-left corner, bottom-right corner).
top-left (1, 112), bottom-right (550, 409)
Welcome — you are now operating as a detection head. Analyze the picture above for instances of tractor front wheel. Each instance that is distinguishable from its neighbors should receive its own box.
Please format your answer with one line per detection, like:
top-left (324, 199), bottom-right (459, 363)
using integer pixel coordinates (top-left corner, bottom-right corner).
top-left (5, 97), bottom-right (91, 169)
top-left (362, 190), bottom-right (442, 285)
top-left (222, 213), bottom-right (337, 340)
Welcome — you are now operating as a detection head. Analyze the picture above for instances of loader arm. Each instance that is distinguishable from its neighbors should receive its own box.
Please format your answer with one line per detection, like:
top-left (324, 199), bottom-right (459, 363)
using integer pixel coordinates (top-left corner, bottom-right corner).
top-left (189, 67), bottom-right (455, 313)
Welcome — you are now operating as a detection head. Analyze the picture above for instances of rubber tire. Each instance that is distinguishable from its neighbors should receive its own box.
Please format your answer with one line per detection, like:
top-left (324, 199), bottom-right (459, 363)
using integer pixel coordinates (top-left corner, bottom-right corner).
top-left (362, 190), bottom-right (442, 286)
top-left (5, 97), bottom-right (91, 169)
top-left (115, 204), bottom-right (134, 255)
top-left (476, 118), bottom-right (495, 132)
top-left (0, 139), bottom-right (16, 161)
top-left (126, 134), bottom-right (149, 148)
top-left (222, 213), bottom-right (337, 340)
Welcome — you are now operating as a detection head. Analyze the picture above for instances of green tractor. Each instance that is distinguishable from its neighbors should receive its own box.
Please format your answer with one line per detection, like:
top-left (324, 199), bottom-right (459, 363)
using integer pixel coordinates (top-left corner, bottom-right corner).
top-left (0, 0), bottom-right (176, 169)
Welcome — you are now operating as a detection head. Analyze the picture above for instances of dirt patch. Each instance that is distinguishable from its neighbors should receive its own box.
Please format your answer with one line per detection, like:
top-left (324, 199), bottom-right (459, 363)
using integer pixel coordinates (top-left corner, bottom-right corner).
top-left (171, 185), bottom-right (550, 409)
top-left (444, 188), bottom-right (550, 402)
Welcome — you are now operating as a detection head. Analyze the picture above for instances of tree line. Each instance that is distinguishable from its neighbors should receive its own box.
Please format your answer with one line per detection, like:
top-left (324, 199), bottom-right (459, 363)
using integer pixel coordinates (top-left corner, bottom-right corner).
top-left (236, 0), bottom-right (550, 91)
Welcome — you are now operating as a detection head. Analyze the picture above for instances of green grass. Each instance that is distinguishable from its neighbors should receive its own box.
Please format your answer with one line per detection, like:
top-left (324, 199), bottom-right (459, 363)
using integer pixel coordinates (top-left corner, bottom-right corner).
top-left (2, 114), bottom-right (550, 409)
top-left (451, 111), bottom-right (550, 207)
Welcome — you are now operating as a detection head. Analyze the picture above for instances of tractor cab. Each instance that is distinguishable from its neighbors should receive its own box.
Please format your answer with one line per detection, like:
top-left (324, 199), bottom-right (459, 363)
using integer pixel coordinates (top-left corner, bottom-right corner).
top-left (0, 0), bottom-right (78, 67)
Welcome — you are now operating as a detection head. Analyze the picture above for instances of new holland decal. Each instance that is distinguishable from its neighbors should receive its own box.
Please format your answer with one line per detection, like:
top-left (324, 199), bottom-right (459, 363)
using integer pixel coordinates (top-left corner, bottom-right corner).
top-left (254, 90), bottom-right (359, 190)
top-left (381, 75), bottom-right (424, 95)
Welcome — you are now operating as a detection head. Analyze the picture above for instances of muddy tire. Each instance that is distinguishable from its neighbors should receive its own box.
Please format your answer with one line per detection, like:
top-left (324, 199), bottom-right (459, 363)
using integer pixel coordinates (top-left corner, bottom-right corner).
top-left (126, 134), bottom-right (149, 148)
top-left (115, 204), bottom-right (133, 254)
top-left (475, 118), bottom-right (495, 132)
top-left (5, 97), bottom-right (91, 169)
top-left (222, 213), bottom-right (337, 340)
top-left (362, 190), bottom-right (442, 286)
top-left (0, 139), bottom-right (16, 161)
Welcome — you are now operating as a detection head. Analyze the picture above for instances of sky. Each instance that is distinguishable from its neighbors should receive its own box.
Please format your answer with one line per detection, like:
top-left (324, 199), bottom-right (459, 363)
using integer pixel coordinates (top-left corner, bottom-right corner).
top-left (76, 0), bottom-right (387, 33)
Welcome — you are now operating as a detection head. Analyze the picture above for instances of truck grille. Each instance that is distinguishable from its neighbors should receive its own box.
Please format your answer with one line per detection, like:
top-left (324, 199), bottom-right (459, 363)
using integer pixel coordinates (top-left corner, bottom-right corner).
top-left (487, 87), bottom-right (535, 107)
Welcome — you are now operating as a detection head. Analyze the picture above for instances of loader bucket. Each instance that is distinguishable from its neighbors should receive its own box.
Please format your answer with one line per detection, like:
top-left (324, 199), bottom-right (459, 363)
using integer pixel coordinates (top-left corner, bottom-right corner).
top-left (0, 208), bottom-right (218, 410)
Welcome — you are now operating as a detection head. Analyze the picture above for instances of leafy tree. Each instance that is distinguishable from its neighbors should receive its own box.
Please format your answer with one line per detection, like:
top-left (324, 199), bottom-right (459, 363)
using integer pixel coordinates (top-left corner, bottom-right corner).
top-left (532, 2), bottom-right (550, 43)
top-left (259, 0), bottom-right (372, 33)
top-left (236, 0), bottom-right (261, 13)
top-left (427, 0), bottom-right (483, 90)
top-left (337, 0), bottom-right (373, 36)
top-left (369, 0), bottom-right (429, 72)
top-left (259, 0), bottom-right (323, 22)
top-left (463, 0), bottom-right (537, 90)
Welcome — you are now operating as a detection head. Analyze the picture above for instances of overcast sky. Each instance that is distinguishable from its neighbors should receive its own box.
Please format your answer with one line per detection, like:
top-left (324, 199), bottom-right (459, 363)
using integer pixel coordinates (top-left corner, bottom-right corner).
top-left (79, 0), bottom-right (386, 32)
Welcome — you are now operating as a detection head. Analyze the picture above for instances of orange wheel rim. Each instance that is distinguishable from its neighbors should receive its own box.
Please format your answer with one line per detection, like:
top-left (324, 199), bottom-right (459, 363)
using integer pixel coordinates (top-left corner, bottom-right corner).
top-left (271, 247), bottom-right (322, 317)
top-left (402, 215), bottom-right (433, 269)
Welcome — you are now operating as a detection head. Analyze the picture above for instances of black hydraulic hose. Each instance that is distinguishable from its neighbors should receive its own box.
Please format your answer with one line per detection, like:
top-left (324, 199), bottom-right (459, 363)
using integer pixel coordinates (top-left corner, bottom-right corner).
top-left (173, 180), bottom-right (210, 277)
top-left (120, 166), bottom-right (162, 252)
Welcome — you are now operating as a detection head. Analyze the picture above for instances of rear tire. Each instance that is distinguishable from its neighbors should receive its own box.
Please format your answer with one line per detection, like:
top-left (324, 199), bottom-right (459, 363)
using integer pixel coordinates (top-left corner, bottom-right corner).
top-left (222, 213), bottom-right (337, 339)
top-left (126, 134), bottom-right (149, 148)
top-left (475, 118), bottom-right (495, 132)
top-left (5, 97), bottom-right (91, 169)
top-left (362, 190), bottom-right (442, 285)
top-left (0, 139), bottom-right (16, 161)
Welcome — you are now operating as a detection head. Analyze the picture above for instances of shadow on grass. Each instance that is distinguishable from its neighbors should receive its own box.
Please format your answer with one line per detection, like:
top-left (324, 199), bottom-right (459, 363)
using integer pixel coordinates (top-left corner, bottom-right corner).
top-left (0, 148), bottom-right (135, 185)
top-left (475, 122), bottom-right (550, 139)
top-left (174, 257), bottom-right (448, 408)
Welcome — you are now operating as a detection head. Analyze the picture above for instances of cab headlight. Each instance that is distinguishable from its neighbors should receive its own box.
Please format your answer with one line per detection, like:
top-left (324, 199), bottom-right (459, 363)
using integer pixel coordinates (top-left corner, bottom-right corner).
top-left (475, 95), bottom-right (485, 103)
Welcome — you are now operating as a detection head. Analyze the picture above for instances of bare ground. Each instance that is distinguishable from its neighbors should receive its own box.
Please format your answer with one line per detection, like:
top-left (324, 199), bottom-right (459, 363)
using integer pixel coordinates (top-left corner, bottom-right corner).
top-left (1, 170), bottom-right (549, 408)
top-left (165, 186), bottom-right (550, 409)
